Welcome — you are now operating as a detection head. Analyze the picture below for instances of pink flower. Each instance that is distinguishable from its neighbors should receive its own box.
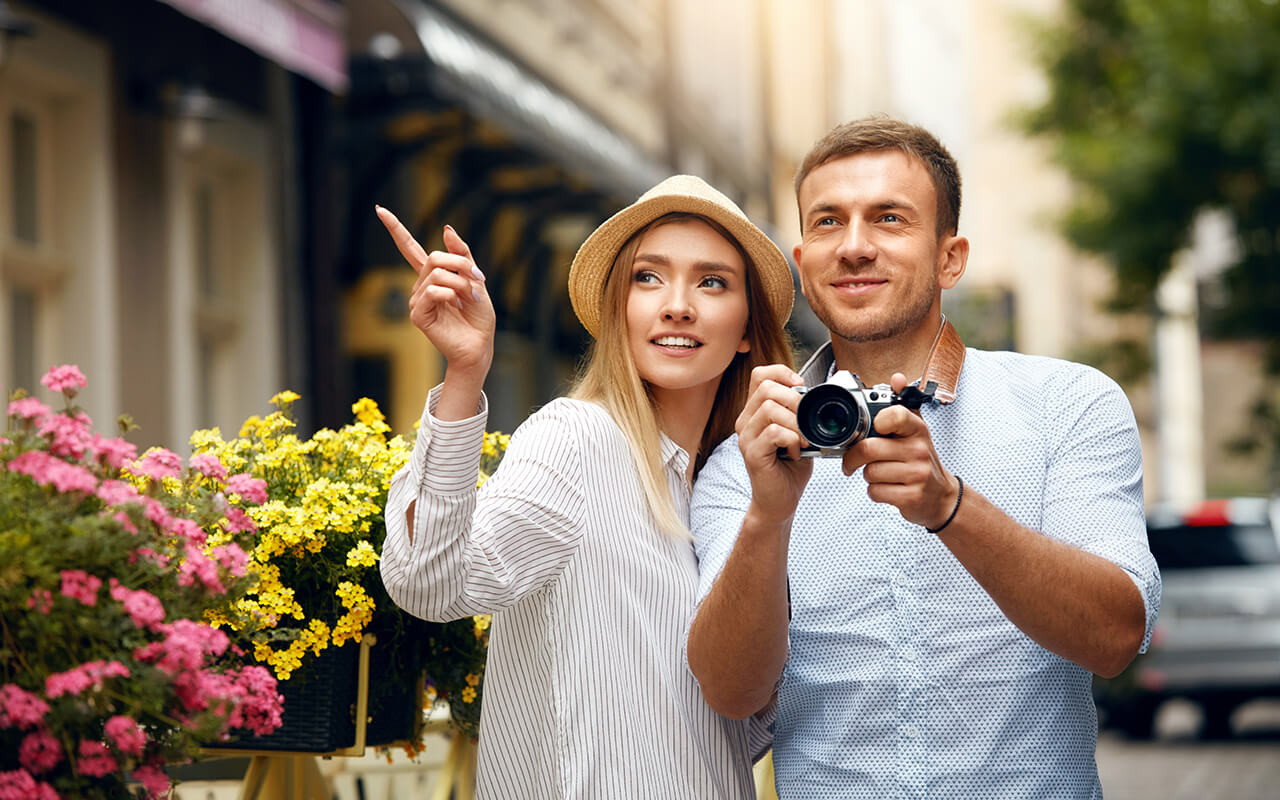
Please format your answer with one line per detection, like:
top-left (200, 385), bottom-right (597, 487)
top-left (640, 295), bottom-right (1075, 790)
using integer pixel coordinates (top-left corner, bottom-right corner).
top-left (7, 451), bottom-right (97, 495)
top-left (212, 543), bottom-right (248, 577)
top-left (188, 453), bottom-right (227, 481)
top-left (133, 547), bottom-right (168, 568)
top-left (6, 396), bottom-right (50, 422)
top-left (235, 666), bottom-right (284, 736)
top-left (96, 478), bottom-right (141, 508)
top-left (93, 435), bottom-right (137, 470)
top-left (177, 542), bottom-right (225, 594)
top-left (37, 412), bottom-right (92, 459)
top-left (59, 570), bottom-right (102, 606)
top-left (132, 764), bottom-right (171, 798)
top-left (132, 448), bottom-right (182, 482)
top-left (105, 715), bottom-right (146, 758)
top-left (222, 506), bottom-right (257, 534)
top-left (109, 584), bottom-right (165, 630)
top-left (114, 511), bottom-right (139, 534)
top-left (134, 620), bottom-right (228, 676)
top-left (40, 364), bottom-right (87, 397)
top-left (44, 660), bottom-right (130, 699)
top-left (24, 589), bottom-right (52, 615)
top-left (75, 740), bottom-right (116, 778)
top-left (0, 770), bottom-right (38, 800)
top-left (0, 685), bottom-right (50, 730)
top-left (18, 730), bottom-right (61, 774)
top-left (165, 517), bottom-right (206, 545)
top-left (33, 781), bottom-right (58, 800)
top-left (226, 473), bottom-right (267, 505)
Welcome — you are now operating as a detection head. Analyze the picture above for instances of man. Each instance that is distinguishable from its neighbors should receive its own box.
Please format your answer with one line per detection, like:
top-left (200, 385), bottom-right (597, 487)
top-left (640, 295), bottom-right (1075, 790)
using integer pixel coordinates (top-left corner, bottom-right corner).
top-left (686, 117), bottom-right (1160, 798)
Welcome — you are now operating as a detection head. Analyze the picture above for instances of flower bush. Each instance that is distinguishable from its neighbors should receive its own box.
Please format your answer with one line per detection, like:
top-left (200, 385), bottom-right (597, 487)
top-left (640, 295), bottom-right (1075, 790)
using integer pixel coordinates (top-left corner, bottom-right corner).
top-left (0, 367), bottom-right (283, 800)
top-left (190, 394), bottom-right (501, 749)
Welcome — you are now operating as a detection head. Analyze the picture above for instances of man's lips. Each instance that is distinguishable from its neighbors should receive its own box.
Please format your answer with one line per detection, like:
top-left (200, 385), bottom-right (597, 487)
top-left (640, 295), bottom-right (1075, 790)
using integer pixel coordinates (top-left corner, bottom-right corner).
top-left (831, 277), bottom-right (886, 296)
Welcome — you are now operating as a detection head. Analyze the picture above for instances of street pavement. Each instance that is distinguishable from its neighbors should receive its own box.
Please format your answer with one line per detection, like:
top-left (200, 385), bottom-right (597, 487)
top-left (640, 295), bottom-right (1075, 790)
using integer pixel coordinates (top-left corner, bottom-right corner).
top-left (1096, 699), bottom-right (1280, 800)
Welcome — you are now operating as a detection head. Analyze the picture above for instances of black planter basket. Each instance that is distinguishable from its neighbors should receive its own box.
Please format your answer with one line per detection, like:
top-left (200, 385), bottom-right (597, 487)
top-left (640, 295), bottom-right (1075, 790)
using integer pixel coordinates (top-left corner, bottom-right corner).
top-left (209, 642), bottom-right (360, 753)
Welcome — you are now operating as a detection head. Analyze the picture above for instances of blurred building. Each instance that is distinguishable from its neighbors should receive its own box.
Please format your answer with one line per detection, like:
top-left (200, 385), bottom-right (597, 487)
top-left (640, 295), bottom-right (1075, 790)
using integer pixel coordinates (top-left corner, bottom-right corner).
top-left (0, 0), bottom-right (343, 449)
top-left (340, 0), bottom-right (820, 433)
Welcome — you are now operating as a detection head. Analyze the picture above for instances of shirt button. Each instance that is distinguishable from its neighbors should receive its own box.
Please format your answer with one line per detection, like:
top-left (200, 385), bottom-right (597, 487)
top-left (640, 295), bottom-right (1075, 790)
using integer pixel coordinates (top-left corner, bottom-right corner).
top-left (902, 645), bottom-right (917, 661)
top-left (903, 724), bottom-right (920, 739)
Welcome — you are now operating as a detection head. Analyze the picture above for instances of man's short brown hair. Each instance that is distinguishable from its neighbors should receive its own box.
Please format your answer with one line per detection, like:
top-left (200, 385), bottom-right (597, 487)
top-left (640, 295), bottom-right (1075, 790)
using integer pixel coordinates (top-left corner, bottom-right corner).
top-left (794, 116), bottom-right (962, 237)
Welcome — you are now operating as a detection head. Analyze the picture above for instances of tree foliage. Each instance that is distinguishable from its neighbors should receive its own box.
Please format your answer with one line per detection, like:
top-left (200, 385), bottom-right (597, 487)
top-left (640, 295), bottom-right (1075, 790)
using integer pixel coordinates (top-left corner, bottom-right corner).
top-left (1022, 0), bottom-right (1280, 470)
top-left (1023, 0), bottom-right (1280, 347)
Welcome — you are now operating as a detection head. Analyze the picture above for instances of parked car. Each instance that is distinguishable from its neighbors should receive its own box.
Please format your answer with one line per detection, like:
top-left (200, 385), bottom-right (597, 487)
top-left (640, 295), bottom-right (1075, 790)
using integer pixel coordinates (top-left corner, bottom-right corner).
top-left (1096, 497), bottom-right (1280, 739)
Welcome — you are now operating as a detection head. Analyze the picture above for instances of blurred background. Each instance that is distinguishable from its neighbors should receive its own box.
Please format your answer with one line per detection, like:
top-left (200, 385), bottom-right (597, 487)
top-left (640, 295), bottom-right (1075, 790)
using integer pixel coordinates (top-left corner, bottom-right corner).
top-left (1, 0), bottom-right (1278, 796)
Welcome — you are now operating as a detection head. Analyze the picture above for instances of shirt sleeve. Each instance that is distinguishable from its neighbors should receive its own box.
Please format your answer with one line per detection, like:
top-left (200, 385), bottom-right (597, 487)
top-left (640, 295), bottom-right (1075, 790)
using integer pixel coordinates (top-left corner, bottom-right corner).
top-left (380, 387), bottom-right (586, 621)
top-left (1040, 365), bottom-right (1162, 653)
top-left (689, 434), bottom-right (754, 607)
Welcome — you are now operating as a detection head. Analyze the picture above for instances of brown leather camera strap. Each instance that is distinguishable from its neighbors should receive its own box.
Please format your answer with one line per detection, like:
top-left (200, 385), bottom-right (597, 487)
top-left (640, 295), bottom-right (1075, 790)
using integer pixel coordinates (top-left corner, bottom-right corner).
top-left (921, 318), bottom-right (966, 404)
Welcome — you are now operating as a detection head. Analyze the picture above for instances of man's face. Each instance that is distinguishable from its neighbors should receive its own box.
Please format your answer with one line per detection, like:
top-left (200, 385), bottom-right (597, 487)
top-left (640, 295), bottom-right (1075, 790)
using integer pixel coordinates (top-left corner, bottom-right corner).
top-left (793, 150), bottom-right (963, 344)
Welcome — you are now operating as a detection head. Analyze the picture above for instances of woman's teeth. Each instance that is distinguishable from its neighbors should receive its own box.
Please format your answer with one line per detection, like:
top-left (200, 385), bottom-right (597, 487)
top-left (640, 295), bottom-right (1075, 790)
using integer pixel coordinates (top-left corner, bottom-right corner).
top-left (653, 336), bottom-right (699, 348)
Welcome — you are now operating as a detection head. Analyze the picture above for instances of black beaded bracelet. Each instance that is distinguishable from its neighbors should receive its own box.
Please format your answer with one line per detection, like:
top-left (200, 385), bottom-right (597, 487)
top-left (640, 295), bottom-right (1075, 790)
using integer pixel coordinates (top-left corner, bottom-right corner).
top-left (926, 475), bottom-right (964, 534)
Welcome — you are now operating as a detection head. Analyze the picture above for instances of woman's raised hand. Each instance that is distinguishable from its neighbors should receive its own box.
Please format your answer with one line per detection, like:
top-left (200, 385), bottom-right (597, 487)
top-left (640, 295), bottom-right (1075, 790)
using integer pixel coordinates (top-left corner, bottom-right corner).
top-left (375, 206), bottom-right (495, 382)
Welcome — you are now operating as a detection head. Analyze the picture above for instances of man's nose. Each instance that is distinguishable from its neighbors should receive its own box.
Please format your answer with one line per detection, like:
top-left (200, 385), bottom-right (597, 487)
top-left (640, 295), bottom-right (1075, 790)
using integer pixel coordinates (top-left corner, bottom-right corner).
top-left (836, 218), bottom-right (877, 262)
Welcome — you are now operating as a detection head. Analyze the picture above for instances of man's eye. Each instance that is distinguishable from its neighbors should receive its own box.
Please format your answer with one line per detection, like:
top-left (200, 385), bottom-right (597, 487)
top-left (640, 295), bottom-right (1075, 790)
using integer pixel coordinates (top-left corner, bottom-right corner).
top-left (881, 214), bottom-right (902, 223)
top-left (816, 217), bottom-right (838, 227)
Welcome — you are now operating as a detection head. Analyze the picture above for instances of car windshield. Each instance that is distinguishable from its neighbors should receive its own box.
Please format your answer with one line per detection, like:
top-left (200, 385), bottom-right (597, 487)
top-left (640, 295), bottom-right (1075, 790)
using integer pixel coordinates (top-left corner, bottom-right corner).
top-left (1149, 522), bottom-right (1280, 570)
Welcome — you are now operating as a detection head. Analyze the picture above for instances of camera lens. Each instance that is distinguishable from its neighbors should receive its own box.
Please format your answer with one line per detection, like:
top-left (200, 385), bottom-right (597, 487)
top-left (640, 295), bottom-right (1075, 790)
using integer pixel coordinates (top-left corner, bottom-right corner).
top-left (797, 384), bottom-right (863, 448)
top-left (813, 400), bottom-right (851, 439)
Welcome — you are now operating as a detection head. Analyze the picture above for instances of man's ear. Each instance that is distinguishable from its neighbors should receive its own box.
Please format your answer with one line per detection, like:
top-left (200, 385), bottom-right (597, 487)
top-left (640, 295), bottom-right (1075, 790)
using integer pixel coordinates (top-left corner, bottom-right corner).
top-left (792, 244), bottom-right (808, 298)
top-left (937, 234), bottom-right (969, 290)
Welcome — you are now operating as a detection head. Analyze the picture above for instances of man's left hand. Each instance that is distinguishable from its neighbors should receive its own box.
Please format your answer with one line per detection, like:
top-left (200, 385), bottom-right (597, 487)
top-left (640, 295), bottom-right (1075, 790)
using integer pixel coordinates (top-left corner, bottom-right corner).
top-left (840, 372), bottom-right (960, 531)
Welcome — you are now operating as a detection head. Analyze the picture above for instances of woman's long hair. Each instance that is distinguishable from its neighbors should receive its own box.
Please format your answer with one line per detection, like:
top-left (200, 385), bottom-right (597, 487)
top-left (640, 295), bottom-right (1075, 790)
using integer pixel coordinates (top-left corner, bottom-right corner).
top-left (569, 213), bottom-right (793, 538)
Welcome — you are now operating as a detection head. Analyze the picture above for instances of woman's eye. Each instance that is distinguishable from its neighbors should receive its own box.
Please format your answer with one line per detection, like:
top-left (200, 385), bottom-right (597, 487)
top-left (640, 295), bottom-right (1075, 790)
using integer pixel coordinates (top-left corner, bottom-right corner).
top-left (700, 275), bottom-right (728, 290)
top-left (634, 269), bottom-right (660, 284)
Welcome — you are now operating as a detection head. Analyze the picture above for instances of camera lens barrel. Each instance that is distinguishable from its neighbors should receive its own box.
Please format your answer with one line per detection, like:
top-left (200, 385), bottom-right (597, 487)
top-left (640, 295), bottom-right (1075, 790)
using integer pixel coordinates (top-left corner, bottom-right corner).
top-left (797, 383), bottom-right (870, 448)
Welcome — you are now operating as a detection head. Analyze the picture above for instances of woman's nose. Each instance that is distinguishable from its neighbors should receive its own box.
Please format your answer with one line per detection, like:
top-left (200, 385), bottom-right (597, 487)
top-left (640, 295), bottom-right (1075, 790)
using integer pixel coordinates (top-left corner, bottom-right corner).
top-left (661, 286), bottom-right (695, 321)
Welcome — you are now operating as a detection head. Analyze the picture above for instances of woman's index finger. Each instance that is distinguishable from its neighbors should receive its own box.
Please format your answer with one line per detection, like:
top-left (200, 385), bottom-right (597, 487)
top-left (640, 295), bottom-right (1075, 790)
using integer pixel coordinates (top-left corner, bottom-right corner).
top-left (375, 205), bottom-right (429, 273)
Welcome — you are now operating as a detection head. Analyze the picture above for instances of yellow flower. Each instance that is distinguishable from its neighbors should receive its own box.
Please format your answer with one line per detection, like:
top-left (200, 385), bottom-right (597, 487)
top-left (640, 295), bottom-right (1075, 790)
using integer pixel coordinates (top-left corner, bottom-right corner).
top-left (465, 672), bottom-right (480, 687)
top-left (346, 541), bottom-right (378, 568)
top-left (473, 614), bottom-right (492, 639)
top-left (238, 415), bottom-right (263, 438)
top-left (461, 686), bottom-right (476, 703)
top-left (271, 390), bottom-right (301, 407)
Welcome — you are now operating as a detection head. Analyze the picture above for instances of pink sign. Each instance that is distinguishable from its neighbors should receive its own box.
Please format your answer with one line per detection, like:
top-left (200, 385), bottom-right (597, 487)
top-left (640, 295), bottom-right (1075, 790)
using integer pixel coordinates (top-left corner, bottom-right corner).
top-left (159, 0), bottom-right (347, 92)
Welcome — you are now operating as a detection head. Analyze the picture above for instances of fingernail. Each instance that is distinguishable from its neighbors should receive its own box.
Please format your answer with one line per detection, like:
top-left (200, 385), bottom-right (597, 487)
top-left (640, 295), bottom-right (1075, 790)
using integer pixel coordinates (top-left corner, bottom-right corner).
top-left (444, 224), bottom-right (455, 234)
top-left (471, 288), bottom-right (481, 302)
top-left (374, 204), bottom-right (382, 211)
top-left (454, 298), bottom-right (463, 310)
top-left (470, 266), bottom-right (485, 282)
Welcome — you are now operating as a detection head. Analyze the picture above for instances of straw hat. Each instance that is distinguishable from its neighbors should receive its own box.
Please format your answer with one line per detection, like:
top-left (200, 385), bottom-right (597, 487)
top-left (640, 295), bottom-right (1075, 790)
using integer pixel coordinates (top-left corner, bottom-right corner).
top-left (568, 175), bottom-right (794, 338)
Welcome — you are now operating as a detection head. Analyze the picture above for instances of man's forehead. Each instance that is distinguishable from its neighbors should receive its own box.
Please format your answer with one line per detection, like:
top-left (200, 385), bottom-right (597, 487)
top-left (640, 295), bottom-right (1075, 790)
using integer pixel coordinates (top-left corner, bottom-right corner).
top-left (798, 150), bottom-right (934, 206)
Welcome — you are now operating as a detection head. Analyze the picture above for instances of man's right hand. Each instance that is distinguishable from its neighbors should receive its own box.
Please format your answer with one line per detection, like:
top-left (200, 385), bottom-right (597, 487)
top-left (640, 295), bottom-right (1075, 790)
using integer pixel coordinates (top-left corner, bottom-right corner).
top-left (735, 364), bottom-right (814, 526)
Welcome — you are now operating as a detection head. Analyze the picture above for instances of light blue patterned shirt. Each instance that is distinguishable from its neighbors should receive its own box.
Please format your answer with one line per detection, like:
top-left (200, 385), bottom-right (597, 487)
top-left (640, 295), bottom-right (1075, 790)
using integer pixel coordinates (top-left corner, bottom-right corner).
top-left (691, 344), bottom-right (1161, 799)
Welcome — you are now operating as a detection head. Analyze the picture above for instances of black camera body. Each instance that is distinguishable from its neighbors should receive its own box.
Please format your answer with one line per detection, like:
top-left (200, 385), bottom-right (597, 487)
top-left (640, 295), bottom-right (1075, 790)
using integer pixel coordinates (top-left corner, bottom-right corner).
top-left (792, 371), bottom-right (935, 458)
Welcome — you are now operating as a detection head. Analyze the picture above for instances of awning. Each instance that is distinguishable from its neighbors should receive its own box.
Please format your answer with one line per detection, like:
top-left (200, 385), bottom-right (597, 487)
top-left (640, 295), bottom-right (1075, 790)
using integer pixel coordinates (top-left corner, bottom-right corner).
top-left (158, 0), bottom-right (347, 92)
top-left (367, 0), bottom-right (665, 200)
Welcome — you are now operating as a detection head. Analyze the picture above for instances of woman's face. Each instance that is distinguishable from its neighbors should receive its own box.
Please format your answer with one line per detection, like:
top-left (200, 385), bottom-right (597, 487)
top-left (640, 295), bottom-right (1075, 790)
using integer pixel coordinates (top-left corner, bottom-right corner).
top-left (624, 218), bottom-right (751, 401)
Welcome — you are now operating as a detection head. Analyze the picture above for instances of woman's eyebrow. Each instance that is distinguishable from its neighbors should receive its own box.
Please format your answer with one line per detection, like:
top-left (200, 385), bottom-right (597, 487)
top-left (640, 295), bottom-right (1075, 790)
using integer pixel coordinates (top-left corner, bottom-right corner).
top-left (634, 253), bottom-right (742, 274)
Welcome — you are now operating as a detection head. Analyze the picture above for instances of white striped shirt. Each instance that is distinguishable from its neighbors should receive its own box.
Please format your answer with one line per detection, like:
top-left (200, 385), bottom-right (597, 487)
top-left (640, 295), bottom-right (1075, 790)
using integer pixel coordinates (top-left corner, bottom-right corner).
top-left (380, 385), bottom-right (759, 799)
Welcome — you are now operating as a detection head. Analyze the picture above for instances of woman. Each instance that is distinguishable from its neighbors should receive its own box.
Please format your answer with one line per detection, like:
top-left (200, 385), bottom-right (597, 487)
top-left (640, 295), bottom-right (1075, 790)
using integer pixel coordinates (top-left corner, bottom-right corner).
top-left (378, 175), bottom-right (793, 798)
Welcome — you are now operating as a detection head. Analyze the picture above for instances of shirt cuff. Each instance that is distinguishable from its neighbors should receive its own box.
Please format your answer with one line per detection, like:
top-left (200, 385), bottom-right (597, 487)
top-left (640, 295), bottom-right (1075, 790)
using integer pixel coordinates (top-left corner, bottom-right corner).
top-left (412, 383), bottom-right (489, 494)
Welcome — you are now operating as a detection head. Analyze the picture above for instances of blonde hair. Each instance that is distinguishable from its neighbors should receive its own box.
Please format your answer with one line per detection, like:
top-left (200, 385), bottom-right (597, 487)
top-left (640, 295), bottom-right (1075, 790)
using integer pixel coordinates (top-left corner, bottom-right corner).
top-left (569, 213), bottom-right (793, 538)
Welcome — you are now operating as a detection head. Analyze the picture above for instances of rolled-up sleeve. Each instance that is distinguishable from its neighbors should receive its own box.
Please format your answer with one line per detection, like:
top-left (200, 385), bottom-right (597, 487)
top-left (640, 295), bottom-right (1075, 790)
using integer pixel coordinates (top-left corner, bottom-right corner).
top-left (380, 387), bottom-right (586, 621)
top-left (1041, 366), bottom-right (1162, 652)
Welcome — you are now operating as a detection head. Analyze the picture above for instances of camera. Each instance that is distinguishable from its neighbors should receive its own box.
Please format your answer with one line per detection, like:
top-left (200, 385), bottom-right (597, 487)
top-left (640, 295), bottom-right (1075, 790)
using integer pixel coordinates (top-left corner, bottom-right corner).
top-left (790, 371), bottom-right (935, 458)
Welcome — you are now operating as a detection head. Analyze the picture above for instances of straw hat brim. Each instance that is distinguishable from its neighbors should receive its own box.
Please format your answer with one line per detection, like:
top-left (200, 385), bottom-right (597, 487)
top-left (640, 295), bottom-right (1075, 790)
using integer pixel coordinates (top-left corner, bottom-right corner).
top-left (568, 177), bottom-right (794, 338)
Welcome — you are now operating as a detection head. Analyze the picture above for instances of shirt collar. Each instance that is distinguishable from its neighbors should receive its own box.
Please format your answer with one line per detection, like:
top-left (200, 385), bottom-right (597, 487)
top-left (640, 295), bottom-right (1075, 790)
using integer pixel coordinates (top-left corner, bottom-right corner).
top-left (659, 432), bottom-right (690, 475)
top-left (797, 317), bottom-right (967, 404)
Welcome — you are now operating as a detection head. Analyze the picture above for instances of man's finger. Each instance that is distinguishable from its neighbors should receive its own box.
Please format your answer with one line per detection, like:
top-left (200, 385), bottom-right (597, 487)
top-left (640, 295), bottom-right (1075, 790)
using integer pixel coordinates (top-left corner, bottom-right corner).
top-left (870, 405), bottom-right (923, 438)
top-left (376, 206), bottom-right (429, 273)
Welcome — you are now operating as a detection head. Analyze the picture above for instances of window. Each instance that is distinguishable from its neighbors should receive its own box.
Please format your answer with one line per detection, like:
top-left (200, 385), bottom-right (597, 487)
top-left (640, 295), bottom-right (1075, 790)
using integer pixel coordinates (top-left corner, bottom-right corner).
top-left (10, 111), bottom-right (38, 245)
